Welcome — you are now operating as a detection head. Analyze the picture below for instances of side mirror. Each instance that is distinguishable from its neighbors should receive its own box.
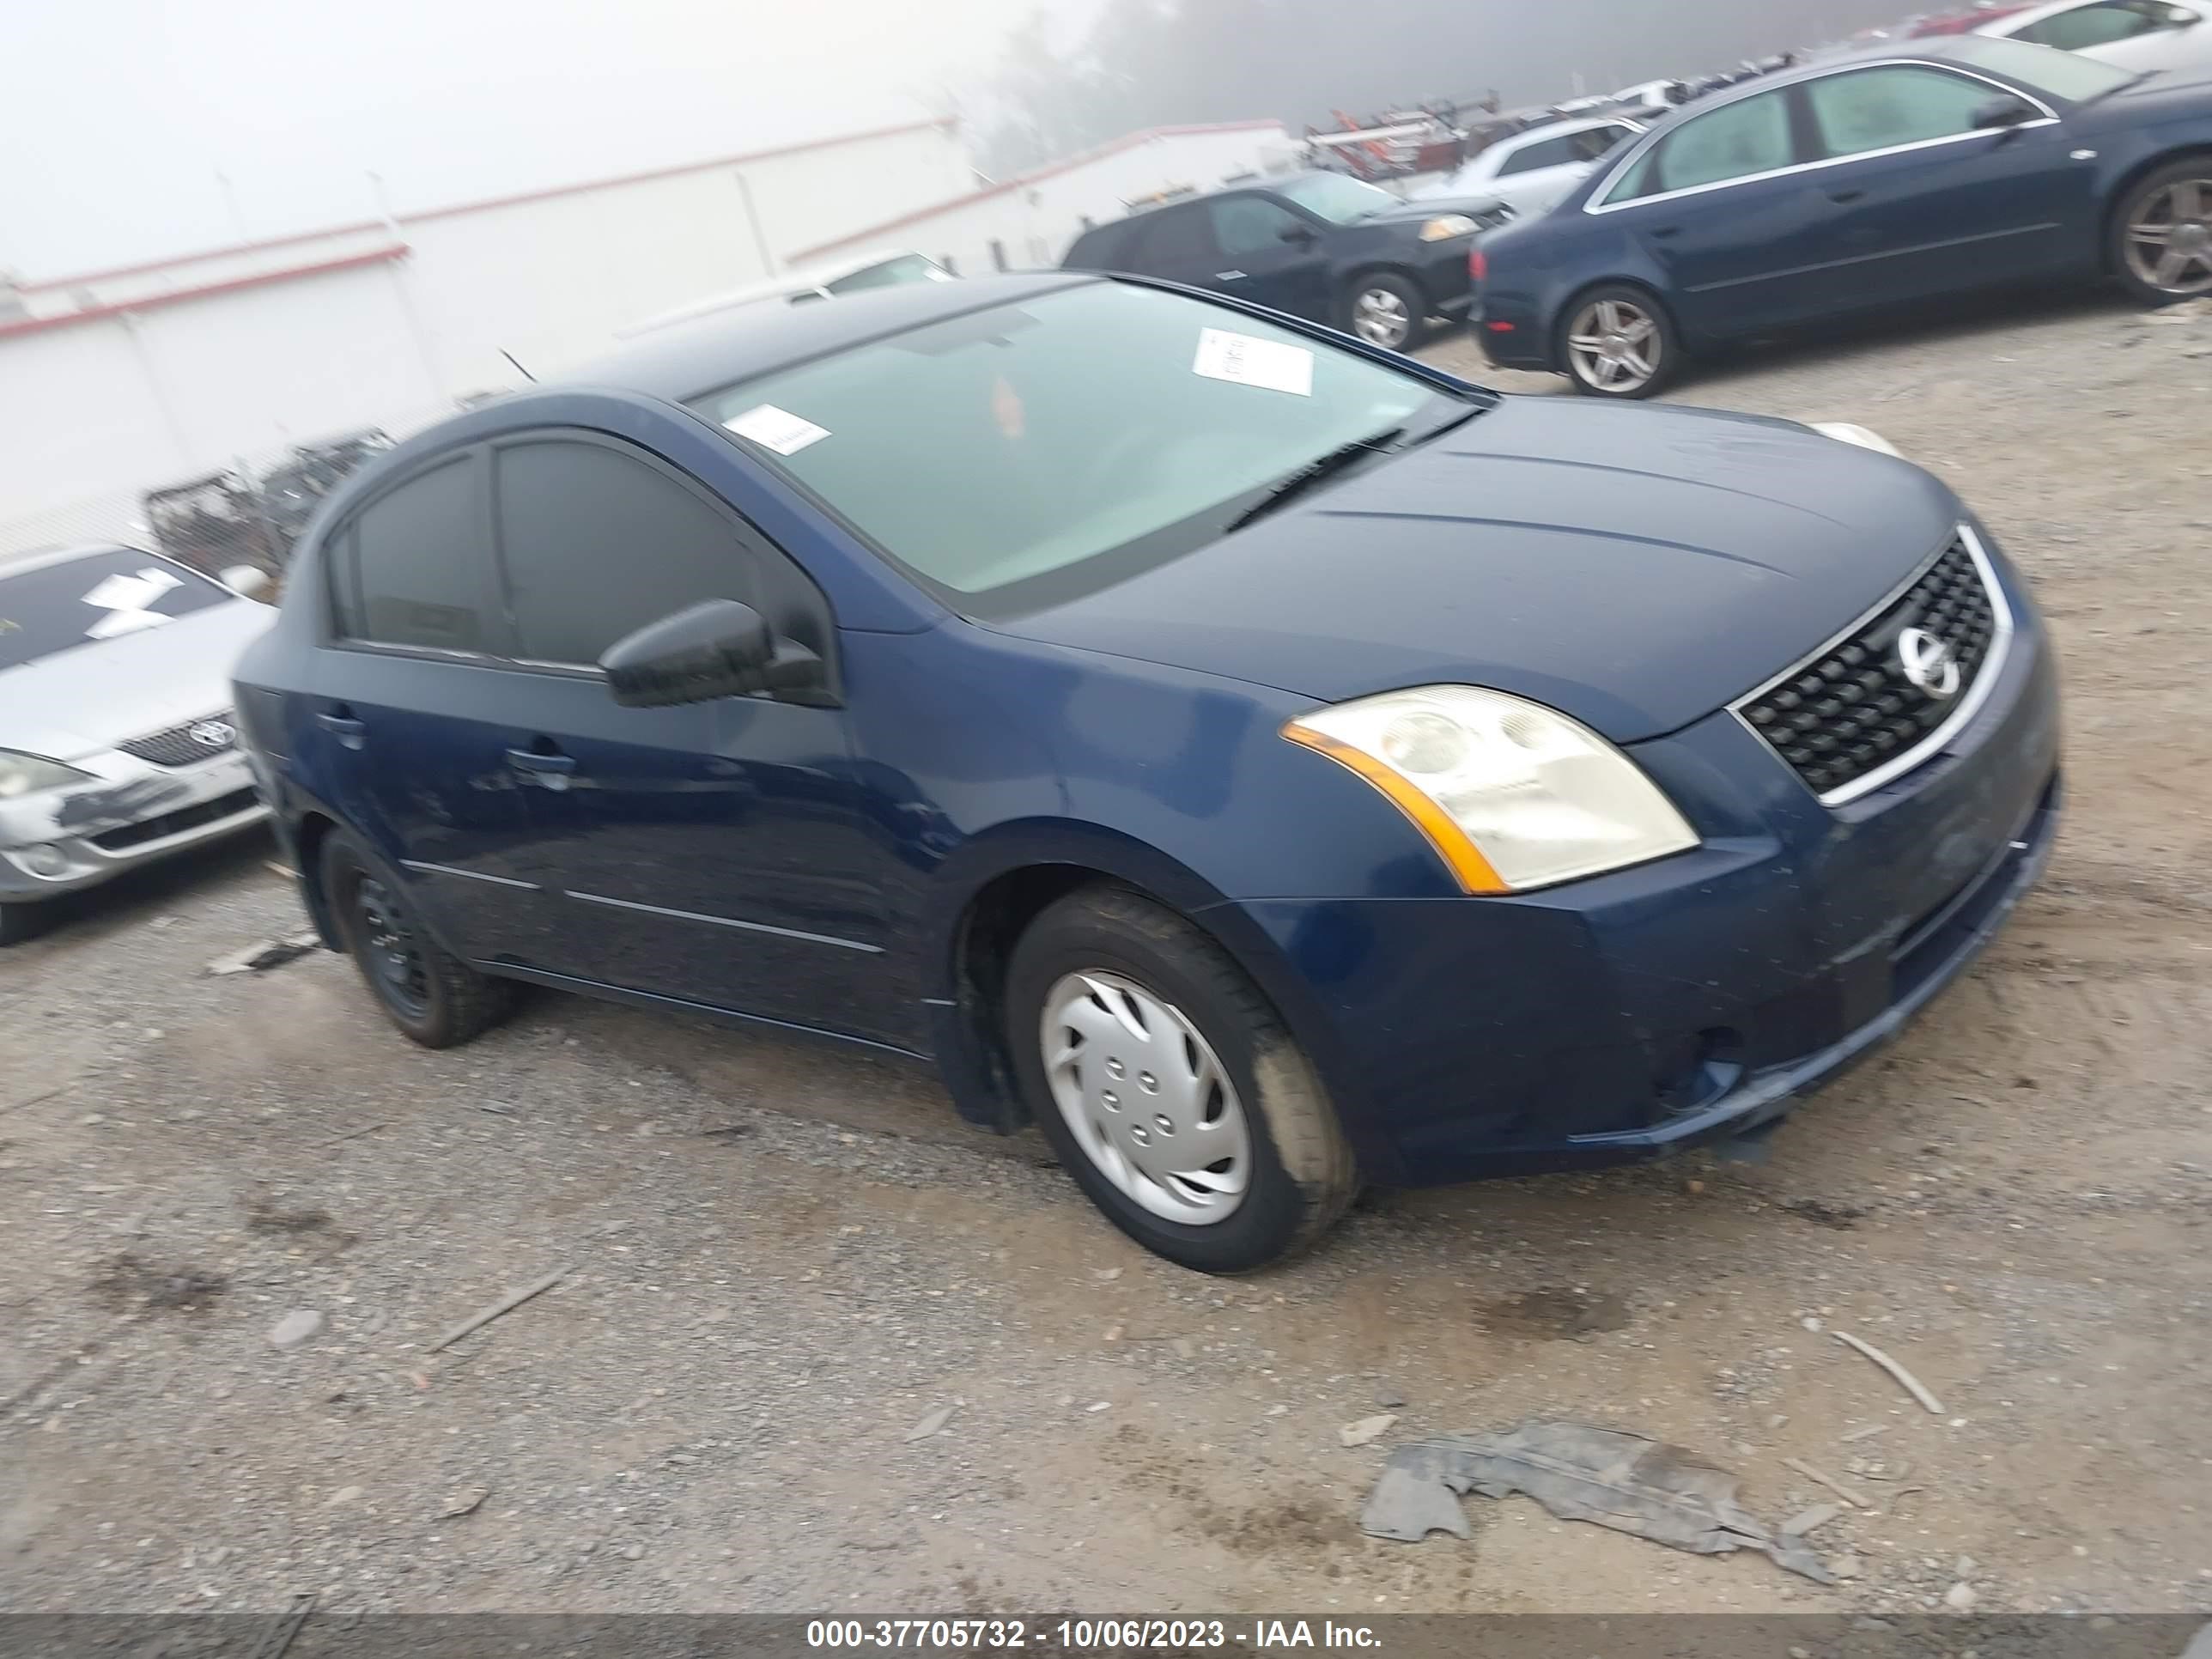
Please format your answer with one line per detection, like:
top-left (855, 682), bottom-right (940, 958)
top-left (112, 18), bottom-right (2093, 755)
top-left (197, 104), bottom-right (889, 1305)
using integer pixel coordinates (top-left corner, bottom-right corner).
top-left (599, 598), bottom-right (824, 708)
top-left (1971, 96), bottom-right (2037, 132)
top-left (222, 565), bottom-right (271, 599)
top-left (2166, 3), bottom-right (2199, 23)
top-left (1279, 223), bottom-right (1319, 245)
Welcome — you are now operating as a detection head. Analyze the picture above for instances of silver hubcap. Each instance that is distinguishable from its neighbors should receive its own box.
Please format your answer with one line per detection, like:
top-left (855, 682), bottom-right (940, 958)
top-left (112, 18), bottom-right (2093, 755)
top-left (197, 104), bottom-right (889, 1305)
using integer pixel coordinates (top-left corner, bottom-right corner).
top-left (1040, 971), bottom-right (1252, 1224)
top-left (1352, 287), bottom-right (1413, 347)
top-left (1567, 298), bottom-right (1661, 391)
top-left (2126, 178), bottom-right (2212, 295)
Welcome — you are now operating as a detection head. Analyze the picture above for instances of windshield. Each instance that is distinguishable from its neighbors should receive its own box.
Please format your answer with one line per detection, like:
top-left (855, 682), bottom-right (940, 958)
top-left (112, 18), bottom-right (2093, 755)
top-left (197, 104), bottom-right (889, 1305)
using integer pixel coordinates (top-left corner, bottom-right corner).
top-left (0, 550), bottom-right (229, 672)
top-left (824, 254), bottom-right (952, 293)
top-left (1941, 35), bottom-right (2137, 100)
top-left (1274, 173), bottom-right (1401, 224)
top-left (689, 282), bottom-right (1467, 616)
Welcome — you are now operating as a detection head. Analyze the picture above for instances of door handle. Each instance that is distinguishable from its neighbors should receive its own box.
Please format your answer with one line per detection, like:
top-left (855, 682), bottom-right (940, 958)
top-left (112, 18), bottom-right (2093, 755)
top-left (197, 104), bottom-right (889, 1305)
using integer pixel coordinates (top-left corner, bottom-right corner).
top-left (1214, 270), bottom-right (1248, 280)
top-left (507, 747), bottom-right (576, 775)
top-left (1649, 226), bottom-right (1681, 240)
top-left (317, 710), bottom-right (366, 750)
top-left (1826, 187), bottom-right (1867, 204)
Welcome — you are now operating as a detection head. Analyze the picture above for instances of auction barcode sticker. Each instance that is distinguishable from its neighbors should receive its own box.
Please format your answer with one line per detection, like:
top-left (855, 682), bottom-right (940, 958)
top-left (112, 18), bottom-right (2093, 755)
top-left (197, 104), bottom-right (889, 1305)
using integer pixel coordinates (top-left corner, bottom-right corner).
top-left (1192, 328), bottom-right (1313, 397)
top-left (723, 404), bottom-right (831, 455)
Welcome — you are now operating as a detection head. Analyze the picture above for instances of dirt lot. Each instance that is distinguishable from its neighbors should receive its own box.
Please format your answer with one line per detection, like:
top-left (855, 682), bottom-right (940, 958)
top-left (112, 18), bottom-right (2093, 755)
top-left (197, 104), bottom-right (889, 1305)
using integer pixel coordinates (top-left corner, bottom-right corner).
top-left (4, 293), bottom-right (2210, 1619)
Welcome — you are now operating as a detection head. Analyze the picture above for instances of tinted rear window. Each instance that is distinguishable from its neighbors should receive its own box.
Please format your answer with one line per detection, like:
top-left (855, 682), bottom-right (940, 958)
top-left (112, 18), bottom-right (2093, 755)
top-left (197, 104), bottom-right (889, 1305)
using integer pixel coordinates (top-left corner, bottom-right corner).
top-left (0, 550), bottom-right (229, 672)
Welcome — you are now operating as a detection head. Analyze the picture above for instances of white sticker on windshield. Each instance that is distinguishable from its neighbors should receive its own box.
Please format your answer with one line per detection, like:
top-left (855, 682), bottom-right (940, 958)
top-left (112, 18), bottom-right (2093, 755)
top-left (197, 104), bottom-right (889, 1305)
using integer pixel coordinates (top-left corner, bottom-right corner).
top-left (723, 404), bottom-right (830, 455)
top-left (81, 568), bottom-right (183, 639)
top-left (1192, 328), bottom-right (1313, 397)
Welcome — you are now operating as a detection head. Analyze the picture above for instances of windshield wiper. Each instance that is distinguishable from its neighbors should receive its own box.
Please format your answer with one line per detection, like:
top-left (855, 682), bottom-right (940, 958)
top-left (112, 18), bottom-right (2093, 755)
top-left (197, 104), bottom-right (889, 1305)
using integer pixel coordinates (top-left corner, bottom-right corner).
top-left (1222, 425), bottom-right (1407, 534)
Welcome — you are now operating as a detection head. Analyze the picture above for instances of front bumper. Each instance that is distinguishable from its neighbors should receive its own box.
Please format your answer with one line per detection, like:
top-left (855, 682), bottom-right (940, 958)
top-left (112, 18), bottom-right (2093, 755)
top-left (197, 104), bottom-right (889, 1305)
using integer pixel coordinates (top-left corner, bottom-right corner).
top-left (1226, 551), bottom-right (2061, 1187)
top-left (0, 745), bottom-right (267, 903)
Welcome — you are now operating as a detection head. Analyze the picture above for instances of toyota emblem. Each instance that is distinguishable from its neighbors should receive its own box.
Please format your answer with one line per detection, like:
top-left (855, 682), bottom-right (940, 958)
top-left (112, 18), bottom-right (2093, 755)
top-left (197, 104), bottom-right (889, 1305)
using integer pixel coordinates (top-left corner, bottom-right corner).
top-left (187, 719), bottom-right (236, 748)
top-left (1897, 628), bottom-right (1961, 700)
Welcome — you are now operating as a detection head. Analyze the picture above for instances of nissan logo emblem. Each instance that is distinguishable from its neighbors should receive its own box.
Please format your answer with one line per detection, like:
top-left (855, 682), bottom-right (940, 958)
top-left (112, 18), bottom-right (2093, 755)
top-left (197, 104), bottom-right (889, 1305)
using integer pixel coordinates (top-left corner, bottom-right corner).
top-left (1897, 628), bottom-right (1961, 700)
top-left (187, 719), bottom-right (236, 748)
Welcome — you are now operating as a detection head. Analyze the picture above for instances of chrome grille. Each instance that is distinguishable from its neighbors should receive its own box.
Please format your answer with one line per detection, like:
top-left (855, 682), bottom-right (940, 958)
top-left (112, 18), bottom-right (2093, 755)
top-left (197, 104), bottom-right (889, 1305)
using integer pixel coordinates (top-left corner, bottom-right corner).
top-left (1736, 530), bottom-right (2007, 803)
top-left (116, 711), bottom-right (238, 769)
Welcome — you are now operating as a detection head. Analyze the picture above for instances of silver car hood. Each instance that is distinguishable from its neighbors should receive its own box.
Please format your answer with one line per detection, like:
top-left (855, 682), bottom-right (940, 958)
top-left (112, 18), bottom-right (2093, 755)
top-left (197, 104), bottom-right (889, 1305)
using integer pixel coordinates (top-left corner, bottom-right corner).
top-left (0, 599), bottom-right (275, 762)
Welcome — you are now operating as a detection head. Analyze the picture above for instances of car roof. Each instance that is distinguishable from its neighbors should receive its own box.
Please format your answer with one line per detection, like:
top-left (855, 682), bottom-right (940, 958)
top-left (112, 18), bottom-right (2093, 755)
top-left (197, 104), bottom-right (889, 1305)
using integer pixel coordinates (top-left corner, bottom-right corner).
top-left (558, 270), bottom-right (1099, 404)
top-left (1622, 35), bottom-right (2052, 133)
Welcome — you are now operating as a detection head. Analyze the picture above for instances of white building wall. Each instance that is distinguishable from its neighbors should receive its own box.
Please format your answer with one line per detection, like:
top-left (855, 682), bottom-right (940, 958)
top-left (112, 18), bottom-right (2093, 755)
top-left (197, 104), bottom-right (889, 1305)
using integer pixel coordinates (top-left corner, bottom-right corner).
top-left (793, 125), bottom-right (1297, 281)
top-left (0, 119), bottom-right (972, 556)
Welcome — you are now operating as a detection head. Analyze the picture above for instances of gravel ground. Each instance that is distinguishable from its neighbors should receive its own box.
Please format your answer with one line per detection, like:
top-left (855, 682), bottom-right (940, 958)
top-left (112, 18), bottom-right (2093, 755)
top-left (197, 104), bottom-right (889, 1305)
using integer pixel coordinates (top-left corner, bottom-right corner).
top-left (4, 292), bottom-right (2210, 1618)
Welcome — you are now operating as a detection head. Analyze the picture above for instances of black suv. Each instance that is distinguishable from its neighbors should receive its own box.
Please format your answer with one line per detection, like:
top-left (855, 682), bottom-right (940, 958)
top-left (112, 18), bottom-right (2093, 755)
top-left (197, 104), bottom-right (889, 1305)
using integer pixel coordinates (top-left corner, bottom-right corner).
top-left (1061, 171), bottom-right (1510, 350)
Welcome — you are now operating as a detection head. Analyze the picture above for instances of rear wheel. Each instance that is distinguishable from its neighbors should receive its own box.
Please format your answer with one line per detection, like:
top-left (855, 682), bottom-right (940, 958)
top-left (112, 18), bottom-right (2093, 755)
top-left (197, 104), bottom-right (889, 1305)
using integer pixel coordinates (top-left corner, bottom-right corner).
top-left (1340, 271), bottom-right (1428, 351)
top-left (1559, 284), bottom-right (1680, 398)
top-left (1005, 884), bottom-right (1358, 1273)
top-left (320, 830), bottom-right (515, 1048)
top-left (2112, 160), bottom-right (2212, 303)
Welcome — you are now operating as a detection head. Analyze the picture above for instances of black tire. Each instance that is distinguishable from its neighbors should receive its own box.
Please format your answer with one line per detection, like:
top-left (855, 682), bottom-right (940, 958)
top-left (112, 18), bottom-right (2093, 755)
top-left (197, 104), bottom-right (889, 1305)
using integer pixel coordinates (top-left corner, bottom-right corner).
top-left (1004, 884), bottom-right (1358, 1273)
top-left (1339, 270), bottom-right (1429, 352)
top-left (319, 830), bottom-right (515, 1048)
top-left (1557, 282), bottom-right (1682, 398)
top-left (2108, 158), bottom-right (2212, 306)
top-left (0, 902), bottom-right (53, 947)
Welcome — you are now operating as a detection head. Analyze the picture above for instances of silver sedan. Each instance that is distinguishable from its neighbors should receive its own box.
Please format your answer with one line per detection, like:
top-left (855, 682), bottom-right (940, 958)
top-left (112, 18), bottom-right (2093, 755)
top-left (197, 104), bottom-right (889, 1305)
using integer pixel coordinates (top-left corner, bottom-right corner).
top-left (0, 544), bottom-right (275, 943)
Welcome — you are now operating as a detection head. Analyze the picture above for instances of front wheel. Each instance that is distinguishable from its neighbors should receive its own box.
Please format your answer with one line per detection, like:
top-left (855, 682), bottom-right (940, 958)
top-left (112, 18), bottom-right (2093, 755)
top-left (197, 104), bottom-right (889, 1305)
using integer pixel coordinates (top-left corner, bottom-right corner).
top-left (1340, 272), bottom-right (1428, 352)
top-left (2111, 161), bottom-right (2212, 304)
top-left (1005, 885), bottom-right (1358, 1273)
top-left (1559, 284), bottom-right (1680, 398)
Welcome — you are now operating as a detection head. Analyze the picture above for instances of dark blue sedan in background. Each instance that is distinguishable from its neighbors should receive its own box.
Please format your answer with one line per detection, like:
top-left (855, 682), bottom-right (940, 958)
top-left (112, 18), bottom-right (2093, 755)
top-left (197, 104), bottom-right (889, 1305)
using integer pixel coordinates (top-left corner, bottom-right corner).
top-left (234, 274), bottom-right (2059, 1272)
top-left (1474, 35), bottom-right (2212, 395)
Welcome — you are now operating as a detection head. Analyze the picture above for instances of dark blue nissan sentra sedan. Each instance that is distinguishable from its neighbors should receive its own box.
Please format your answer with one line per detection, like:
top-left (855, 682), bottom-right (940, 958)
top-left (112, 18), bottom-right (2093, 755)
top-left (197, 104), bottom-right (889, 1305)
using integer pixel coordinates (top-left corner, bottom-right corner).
top-left (233, 272), bottom-right (2060, 1272)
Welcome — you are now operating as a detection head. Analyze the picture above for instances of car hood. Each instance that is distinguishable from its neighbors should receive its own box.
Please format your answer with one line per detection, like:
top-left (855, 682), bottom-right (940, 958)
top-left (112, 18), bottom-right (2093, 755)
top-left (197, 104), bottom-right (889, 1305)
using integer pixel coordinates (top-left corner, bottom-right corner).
top-left (994, 398), bottom-right (1964, 743)
top-left (2080, 63), bottom-right (2212, 121)
top-left (0, 599), bottom-right (274, 762)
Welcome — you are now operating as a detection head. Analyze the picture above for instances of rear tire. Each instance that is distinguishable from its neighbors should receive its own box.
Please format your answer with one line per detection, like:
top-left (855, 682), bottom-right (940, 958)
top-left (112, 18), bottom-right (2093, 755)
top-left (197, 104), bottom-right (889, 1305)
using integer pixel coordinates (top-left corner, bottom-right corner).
top-left (320, 830), bottom-right (516, 1048)
top-left (1005, 884), bottom-right (1358, 1273)
top-left (1558, 283), bottom-right (1680, 398)
top-left (2109, 159), bottom-right (2212, 304)
top-left (1340, 271), bottom-right (1429, 352)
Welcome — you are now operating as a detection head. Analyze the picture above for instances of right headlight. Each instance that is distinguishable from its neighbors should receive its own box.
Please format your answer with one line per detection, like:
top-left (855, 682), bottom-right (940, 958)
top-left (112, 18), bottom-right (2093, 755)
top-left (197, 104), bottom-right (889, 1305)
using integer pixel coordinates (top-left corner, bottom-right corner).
top-left (0, 750), bottom-right (91, 799)
top-left (1282, 685), bottom-right (1698, 893)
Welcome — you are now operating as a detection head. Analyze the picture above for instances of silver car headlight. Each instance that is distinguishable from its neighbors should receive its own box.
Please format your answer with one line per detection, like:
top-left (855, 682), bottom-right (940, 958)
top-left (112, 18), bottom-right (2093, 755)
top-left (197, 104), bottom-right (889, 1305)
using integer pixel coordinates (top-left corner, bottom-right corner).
top-left (1419, 214), bottom-right (1479, 241)
top-left (1808, 422), bottom-right (1901, 457)
top-left (1282, 686), bottom-right (1698, 893)
top-left (0, 750), bottom-right (91, 799)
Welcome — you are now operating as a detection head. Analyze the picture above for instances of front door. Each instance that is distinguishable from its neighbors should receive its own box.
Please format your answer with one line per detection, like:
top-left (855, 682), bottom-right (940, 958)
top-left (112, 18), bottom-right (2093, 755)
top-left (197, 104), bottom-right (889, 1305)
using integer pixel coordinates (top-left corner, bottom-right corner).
top-left (483, 429), bottom-right (899, 1042)
top-left (1206, 194), bottom-right (1333, 322)
top-left (1791, 64), bottom-right (2093, 310)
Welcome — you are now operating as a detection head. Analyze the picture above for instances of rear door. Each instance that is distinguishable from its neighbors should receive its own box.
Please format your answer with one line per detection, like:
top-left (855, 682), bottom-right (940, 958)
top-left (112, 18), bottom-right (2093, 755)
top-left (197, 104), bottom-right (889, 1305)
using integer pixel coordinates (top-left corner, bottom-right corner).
top-left (1205, 193), bottom-right (1332, 321)
top-left (1791, 63), bottom-right (2090, 307)
top-left (483, 428), bottom-right (896, 1038)
top-left (313, 451), bottom-right (550, 960)
top-left (1590, 88), bottom-right (1834, 337)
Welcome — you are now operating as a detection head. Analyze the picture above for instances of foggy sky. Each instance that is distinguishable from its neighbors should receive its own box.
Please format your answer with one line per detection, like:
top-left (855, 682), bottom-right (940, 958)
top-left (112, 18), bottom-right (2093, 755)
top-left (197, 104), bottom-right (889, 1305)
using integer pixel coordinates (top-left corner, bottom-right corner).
top-left (7, 0), bottom-right (1923, 282)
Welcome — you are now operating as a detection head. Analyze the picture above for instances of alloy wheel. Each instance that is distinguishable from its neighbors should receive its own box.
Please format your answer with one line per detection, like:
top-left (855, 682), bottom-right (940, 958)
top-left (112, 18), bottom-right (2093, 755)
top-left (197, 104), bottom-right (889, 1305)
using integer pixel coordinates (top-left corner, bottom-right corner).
top-left (354, 874), bottom-right (431, 1021)
top-left (1567, 297), bottom-right (1662, 392)
top-left (1351, 286), bottom-right (1413, 348)
top-left (1039, 970), bottom-right (1253, 1224)
top-left (2124, 177), bottom-right (2212, 296)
